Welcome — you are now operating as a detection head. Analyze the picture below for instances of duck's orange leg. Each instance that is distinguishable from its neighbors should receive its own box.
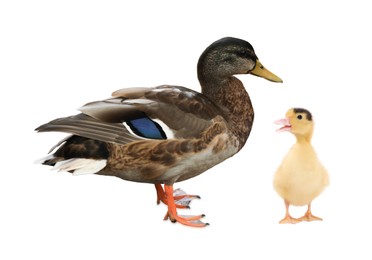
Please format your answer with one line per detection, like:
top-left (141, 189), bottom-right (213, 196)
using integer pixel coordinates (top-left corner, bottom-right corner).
top-left (163, 184), bottom-right (208, 227)
top-left (155, 183), bottom-right (200, 209)
top-left (155, 184), bottom-right (167, 205)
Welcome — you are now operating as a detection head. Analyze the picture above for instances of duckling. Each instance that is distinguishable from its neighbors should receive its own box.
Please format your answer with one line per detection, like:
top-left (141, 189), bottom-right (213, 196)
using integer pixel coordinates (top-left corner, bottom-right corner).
top-left (273, 108), bottom-right (329, 224)
top-left (36, 37), bottom-right (283, 227)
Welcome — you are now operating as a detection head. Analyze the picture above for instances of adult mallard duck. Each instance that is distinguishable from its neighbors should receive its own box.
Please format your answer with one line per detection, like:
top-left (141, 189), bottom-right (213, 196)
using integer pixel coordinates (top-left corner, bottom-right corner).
top-left (36, 37), bottom-right (282, 227)
top-left (274, 108), bottom-right (329, 224)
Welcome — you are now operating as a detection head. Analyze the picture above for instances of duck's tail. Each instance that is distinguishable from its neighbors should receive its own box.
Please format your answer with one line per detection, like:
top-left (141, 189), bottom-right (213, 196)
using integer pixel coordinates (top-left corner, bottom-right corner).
top-left (35, 135), bottom-right (108, 175)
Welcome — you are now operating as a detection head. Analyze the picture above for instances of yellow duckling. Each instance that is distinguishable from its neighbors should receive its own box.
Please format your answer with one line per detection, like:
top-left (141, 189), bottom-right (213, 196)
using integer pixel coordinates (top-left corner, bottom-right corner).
top-left (273, 108), bottom-right (329, 224)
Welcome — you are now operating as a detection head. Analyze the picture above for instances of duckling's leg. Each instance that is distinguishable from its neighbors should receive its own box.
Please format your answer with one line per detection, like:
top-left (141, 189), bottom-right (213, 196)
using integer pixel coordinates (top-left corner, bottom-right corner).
top-left (297, 203), bottom-right (323, 222)
top-left (162, 185), bottom-right (208, 227)
top-left (279, 200), bottom-right (301, 224)
top-left (155, 184), bottom-right (200, 209)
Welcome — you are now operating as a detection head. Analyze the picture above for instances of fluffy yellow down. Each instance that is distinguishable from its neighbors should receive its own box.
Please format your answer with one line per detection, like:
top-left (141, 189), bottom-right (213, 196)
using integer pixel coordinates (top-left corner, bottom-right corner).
top-left (274, 141), bottom-right (329, 206)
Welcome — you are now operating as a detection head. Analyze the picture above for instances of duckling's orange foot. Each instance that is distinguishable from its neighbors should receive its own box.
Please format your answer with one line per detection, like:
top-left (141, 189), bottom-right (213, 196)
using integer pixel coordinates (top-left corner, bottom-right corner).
top-left (162, 184), bottom-right (208, 227)
top-left (297, 213), bottom-right (323, 222)
top-left (155, 184), bottom-right (200, 209)
top-left (279, 216), bottom-right (301, 224)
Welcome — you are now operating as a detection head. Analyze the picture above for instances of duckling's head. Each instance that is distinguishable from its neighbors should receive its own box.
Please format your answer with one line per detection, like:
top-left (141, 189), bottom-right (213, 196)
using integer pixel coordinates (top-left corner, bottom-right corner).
top-left (275, 108), bottom-right (314, 141)
top-left (197, 37), bottom-right (283, 84)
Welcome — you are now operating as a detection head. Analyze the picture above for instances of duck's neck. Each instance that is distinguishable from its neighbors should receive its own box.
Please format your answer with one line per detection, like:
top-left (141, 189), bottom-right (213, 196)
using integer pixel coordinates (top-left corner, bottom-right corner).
top-left (200, 76), bottom-right (254, 150)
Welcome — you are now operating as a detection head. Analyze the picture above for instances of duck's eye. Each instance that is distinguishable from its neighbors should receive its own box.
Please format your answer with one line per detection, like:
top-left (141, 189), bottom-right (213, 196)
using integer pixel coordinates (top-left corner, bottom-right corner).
top-left (297, 115), bottom-right (303, 120)
top-left (238, 49), bottom-right (248, 58)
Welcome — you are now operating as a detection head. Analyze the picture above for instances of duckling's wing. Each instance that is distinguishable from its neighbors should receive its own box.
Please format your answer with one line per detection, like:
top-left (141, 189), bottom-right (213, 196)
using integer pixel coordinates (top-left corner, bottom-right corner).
top-left (36, 85), bottom-right (222, 145)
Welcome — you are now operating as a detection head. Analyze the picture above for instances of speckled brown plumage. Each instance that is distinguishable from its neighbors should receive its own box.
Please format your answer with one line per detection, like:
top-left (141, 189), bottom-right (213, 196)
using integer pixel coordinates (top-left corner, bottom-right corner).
top-left (96, 116), bottom-right (228, 184)
top-left (207, 77), bottom-right (254, 150)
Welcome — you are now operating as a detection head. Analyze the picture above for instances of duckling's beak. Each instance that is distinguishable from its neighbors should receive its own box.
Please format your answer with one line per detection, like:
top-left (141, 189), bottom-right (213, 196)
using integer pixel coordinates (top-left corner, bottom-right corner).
top-left (274, 118), bottom-right (291, 132)
top-left (250, 60), bottom-right (283, 83)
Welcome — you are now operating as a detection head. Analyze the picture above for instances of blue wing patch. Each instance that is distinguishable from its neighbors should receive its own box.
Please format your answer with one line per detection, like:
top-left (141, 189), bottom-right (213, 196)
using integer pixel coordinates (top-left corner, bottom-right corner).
top-left (126, 116), bottom-right (167, 139)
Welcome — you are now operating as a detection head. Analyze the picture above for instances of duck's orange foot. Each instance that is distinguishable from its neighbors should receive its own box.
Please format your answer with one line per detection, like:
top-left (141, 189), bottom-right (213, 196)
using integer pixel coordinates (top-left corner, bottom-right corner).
top-left (173, 188), bottom-right (201, 207)
top-left (155, 184), bottom-right (200, 209)
top-left (158, 184), bottom-right (208, 227)
top-left (164, 212), bottom-right (209, 227)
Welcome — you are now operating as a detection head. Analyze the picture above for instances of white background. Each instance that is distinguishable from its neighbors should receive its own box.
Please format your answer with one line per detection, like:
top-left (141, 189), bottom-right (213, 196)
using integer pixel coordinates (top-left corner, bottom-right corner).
top-left (1, 0), bottom-right (371, 259)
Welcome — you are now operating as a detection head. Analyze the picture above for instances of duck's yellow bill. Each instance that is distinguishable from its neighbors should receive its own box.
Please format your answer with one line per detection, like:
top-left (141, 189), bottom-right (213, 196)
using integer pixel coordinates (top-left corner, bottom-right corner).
top-left (250, 60), bottom-right (283, 83)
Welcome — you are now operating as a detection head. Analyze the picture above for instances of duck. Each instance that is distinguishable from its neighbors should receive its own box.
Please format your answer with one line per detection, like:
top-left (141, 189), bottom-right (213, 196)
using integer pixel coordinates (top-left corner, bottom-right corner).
top-left (36, 37), bottom-right (283, 227)
top-left (273, 108), bottom-right (329, 224)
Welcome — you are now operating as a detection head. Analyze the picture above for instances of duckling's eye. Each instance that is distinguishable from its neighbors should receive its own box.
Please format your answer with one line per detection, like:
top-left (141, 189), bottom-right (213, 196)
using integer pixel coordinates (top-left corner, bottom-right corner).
top-left (297, 115), bottom-right (303, 120)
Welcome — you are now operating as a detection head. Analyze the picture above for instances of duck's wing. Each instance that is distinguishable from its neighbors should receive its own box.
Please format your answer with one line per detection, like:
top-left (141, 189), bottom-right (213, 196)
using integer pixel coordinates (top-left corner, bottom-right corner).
top-left (36, 85), bottom-right (223, 145)
top-left (35, 113), bottom-right (140, 144)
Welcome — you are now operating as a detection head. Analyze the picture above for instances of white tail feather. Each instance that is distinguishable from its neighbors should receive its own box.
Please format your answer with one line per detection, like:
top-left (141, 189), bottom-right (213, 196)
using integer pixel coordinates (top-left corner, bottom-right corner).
top-left (34, 154), bottom-right (55, 164)
top-left (53, 158), bottom-right (107, 175)
top-left (48, 135), bottom-right (72, 153)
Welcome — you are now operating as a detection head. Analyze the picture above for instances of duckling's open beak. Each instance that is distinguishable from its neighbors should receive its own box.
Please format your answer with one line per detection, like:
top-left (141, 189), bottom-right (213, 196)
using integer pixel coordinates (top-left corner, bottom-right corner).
top-left (250, 60), bottom-right (283, 83)
top-left (275, 118), bottom-right (291, 132)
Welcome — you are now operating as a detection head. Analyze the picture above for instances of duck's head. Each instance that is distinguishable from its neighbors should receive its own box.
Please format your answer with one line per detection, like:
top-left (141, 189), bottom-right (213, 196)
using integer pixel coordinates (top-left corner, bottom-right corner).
top-left (275, 108), bottom-right (314, 141)
top-left (197, 37), bottom-right (283, 84)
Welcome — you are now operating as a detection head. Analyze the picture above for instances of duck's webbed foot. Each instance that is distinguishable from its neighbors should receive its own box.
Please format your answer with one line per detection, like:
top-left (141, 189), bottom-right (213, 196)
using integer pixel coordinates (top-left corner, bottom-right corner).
top-left (164, 212), bottom-right (208, 227)
top-left (155, 184), bottom-right (200, 209)
top-left (155, 184), bottom-right (208, 227)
